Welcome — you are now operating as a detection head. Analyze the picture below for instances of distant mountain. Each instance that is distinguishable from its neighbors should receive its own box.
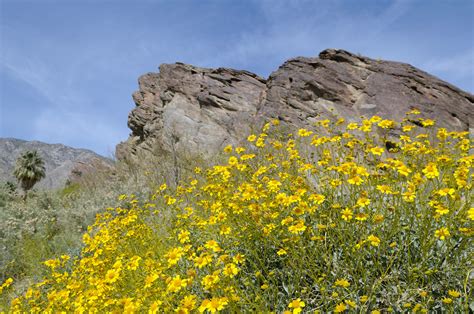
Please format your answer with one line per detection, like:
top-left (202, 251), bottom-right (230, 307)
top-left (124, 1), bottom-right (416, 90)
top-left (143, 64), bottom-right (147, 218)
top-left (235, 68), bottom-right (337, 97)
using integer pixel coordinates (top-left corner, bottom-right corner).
top-left (0, 138), bottom-right (112, 190)
top-left (117, 48), bottom-right (473, 160)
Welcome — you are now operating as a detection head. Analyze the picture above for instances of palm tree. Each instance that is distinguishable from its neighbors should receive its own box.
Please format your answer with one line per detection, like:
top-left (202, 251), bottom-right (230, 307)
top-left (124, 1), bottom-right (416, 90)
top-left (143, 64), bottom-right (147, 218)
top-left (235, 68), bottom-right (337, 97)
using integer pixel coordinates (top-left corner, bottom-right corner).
top-left (13, 150), bottom-right (46, 200)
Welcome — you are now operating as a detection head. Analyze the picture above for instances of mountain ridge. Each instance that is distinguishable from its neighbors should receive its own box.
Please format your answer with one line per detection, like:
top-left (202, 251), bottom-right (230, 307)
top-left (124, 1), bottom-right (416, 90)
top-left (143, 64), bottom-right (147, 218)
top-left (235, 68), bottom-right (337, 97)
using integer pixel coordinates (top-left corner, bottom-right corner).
top-left (0, 138), bottom-right (111, 190)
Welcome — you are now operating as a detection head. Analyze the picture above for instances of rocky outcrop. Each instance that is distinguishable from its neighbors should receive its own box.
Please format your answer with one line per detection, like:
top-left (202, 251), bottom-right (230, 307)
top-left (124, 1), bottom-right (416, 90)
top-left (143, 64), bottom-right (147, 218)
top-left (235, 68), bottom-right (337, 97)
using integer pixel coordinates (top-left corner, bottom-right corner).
top-left (0, 138), bottom-right (111, 190)
top-left (116, 64), bottom-right (267, 159)
top-left (117, 49), bottom-right (473, 160)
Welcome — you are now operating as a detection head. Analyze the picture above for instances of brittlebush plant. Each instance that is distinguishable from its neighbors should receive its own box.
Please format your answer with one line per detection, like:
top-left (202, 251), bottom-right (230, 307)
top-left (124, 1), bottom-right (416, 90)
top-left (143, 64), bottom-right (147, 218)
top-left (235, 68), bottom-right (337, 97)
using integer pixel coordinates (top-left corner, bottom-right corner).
top-left (2, 110), bottom-right (472, 313)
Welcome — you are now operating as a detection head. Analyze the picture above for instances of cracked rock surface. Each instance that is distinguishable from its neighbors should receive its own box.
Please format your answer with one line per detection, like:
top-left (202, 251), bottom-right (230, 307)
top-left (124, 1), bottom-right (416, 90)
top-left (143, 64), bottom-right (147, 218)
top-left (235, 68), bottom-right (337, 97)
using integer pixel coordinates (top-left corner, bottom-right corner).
top-left (116, 49), bottom-right (473, 160)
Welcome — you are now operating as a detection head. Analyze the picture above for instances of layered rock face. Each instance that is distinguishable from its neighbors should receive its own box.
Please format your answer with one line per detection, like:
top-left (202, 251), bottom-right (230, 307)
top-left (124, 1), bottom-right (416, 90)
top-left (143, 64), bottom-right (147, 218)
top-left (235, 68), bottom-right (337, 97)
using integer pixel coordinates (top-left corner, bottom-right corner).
top-left (117, 49), bottom-right (473, 159)
top-left (116, 64), bottom-right (267, 159)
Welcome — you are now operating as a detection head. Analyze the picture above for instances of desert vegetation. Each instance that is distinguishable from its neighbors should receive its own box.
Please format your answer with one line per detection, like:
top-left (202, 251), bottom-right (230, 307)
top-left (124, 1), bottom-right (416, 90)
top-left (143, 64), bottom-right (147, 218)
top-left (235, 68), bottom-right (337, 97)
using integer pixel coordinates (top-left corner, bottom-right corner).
top-left (1, 110), bottom-right (472, 312)
top-left (13, 150), bottom-right (46, 200)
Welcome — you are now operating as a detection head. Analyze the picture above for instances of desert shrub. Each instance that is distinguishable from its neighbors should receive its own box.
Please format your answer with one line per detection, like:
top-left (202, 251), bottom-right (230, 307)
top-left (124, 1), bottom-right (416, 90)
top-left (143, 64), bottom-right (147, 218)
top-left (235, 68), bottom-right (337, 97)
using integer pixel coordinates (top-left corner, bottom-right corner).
top-left (0, 143), bottom-right (209, 300)
top-left (0, 182), bottom-right (17, 208)
top-left (0, 189), bottom-right (8, 209)
top-left (3, 111), bottom-right (473, 312)
top-left (59, 183), bottom-right (81, 198)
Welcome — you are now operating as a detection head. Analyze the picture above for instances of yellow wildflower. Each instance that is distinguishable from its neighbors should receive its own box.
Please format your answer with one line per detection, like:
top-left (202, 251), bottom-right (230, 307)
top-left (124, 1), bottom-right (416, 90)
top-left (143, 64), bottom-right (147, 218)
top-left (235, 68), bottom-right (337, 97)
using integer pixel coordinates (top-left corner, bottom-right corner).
top-left (334, 302), bottom-right (347, 313)
top-left (247, 134), bottom-right (257, 142)
top-left (180, 295), bottom-right (197, 311)
top-left (167, 275), bottom-right (187, 293)
top-left (199, 297), bottom-right (228, 313)
top-left (347, 176), bottom-right (363, 185)
top-left (378, 119), bottom-right (395, 128)
top-left (341, 208), bottom-right (353, 221)
top-left (467, 207), bottom-right (474, 220)
top-left (369, 146), bottom-right (384, 156)
top-left (422, 162), bottom-right (439, 179)
top-left (435, 227), bottom-right (450, 240)
top-left (345, 299), bottom-right (356, 308)
top-left (144, 273), bottom-right (159, 289)
top-left (355, 213), bottom-right (368, 221)
top-left (367, 235), bottom-right (381, 247)
top-left (178, 230), bottom-right (191, 243)
top-left (356, 197), bottom-right (370, 207)
top-left (288, 298), bottom-right (305, 314)
top-left (347, 122), bottom-right (358, 130)
top-left (334, 278), bottom-right (350, 288)
top-left (297, 128), bottom-right (313, 137)
top-left (442, 297), bottom-right (452, 304)
top-left (104, 268), bottom-right (120, 284)
top-left (205, 240), bottom-right (221, 252)
top-left (228, 156), bottom-right (238, 166)
top-left (223, 263), bottom-right (239, 278)
top-left (421, 119), bottom-right (435, 127)
top-left (201, 273), bottom-right (220, 290)
top-left (165, 247), bottom-right (184, 266)
top-left (288, 220), bottom-right (307, 234)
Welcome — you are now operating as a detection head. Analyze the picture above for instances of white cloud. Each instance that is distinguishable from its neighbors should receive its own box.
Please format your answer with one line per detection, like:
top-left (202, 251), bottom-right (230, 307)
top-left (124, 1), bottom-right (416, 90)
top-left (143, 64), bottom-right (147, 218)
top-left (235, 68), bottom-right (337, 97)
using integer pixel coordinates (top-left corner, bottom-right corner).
top-left (33, 108), bottom-right (125, 156)
top-left (421, 49), bottom-right (474, 82)
top-left (0, 28), bottom-right (137, 154)
top-left (192, 0), bottom-right (412, 76)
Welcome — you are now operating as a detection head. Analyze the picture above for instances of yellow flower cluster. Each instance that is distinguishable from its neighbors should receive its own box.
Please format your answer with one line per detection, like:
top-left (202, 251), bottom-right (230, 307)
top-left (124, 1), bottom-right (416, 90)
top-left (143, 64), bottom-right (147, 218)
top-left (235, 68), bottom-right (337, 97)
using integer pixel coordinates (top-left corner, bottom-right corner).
top-left (7, 113), bottom-right (472, 313)
top-left (0, 278), bottom-right (13, 296)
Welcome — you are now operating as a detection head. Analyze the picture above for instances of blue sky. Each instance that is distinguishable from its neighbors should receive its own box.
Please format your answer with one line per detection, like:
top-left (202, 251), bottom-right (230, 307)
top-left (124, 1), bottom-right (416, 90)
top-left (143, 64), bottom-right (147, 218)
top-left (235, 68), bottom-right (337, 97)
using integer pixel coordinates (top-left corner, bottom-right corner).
top-left (1, 0), bottom-right (473, 156)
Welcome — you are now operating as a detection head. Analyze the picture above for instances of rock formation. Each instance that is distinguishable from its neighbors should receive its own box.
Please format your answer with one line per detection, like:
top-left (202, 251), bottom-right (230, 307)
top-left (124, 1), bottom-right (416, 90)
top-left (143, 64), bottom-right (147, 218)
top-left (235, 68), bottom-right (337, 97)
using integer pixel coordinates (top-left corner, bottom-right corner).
top-left (0, 138), bottom-right (111, 190)
top-left (117, 49), bottom-right (473, 160)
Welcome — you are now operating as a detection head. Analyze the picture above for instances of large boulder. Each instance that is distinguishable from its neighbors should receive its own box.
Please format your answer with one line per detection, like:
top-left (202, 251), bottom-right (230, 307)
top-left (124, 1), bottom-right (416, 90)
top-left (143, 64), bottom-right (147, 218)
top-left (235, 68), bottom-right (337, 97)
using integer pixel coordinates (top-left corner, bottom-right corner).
top-left (116, 64), bottom-right (266, 160)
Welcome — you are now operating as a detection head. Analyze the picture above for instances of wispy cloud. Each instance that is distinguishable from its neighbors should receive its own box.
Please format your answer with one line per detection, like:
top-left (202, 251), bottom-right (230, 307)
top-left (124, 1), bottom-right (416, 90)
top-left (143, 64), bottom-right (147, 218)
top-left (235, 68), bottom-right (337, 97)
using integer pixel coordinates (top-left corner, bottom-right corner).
top-left (33, 108), bottom-right (124, 157)
top-left (421, 49), bottom-right (474, 88)
top-left (0, 21), bottom-right (138, 154)
top-left (2, 58), bottom-right (76, 108)
top-left (189, 0), bottom-right (412, 75)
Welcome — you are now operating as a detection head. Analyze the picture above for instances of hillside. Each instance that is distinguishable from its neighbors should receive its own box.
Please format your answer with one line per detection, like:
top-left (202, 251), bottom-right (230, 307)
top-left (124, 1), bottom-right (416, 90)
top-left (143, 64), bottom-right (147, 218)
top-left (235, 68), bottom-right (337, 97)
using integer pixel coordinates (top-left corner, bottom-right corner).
top-left (0, 49), bottom-right (472, 312)
top-left (5, 114), bottom-right (473, 312)
top-left (0, 138), bottom-right (111, 190)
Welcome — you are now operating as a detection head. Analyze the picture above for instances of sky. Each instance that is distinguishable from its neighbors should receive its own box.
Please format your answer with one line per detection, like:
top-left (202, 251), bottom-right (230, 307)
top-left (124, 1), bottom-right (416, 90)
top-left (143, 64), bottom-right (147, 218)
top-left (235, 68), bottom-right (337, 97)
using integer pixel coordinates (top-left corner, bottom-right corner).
top-left (0, 0), bottom-right (473, 156)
